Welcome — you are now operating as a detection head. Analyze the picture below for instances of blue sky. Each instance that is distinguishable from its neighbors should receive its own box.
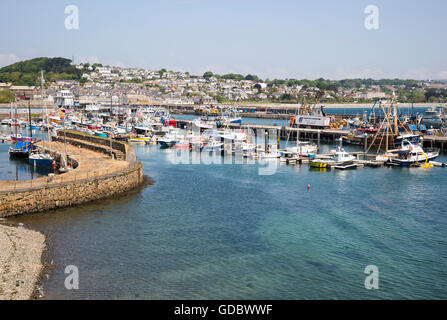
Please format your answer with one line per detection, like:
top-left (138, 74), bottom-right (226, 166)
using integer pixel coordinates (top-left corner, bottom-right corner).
top-left (0, 0), bottom-right (445, 80)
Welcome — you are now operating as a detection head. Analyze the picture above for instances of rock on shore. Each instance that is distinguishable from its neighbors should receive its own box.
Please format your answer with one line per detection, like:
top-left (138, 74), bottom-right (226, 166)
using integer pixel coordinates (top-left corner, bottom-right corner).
top-left (0, 224), bottom-right (45, 300)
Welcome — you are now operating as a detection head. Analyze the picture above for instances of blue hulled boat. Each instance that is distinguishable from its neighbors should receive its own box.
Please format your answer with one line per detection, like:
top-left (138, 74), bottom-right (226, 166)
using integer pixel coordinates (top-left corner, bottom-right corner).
top-left (29, 152), bottom-right (54, 168)
top-left (8, 139), bottom-right (35, 158)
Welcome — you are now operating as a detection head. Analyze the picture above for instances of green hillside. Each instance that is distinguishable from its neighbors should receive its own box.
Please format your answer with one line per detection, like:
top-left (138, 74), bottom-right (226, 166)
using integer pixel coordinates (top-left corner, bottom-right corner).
top-left (0, 57), bottom-right (82, 86)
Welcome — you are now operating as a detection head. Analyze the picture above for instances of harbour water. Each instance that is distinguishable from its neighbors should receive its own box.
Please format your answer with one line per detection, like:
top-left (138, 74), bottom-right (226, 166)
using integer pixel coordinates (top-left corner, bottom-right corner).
top-left (8, 141), bottom-right (447, 300)
top-left (0, 128), bottom-right (51, 181)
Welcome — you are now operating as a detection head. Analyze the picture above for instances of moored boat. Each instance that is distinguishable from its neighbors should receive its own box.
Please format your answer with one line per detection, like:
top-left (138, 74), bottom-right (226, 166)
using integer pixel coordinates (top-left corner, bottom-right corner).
top-left (29, 152), bottom-right (54, 168)
top-left (8, 139), bottom-right (35, 158)
top-left (202, 140), bottom-right (223, 152)
top-left (388, 140), bottom-right (439, 166)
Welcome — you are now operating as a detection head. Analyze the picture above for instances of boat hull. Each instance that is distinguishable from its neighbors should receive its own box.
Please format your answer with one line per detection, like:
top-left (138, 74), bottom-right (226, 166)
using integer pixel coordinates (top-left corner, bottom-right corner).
top-left (389, 151), bottom-right (439, 166)
top-left (309, 160), bottom-right (329, 168)
top-left (29, 157), bottom-right (53, 168)
top-left (8, 151), bottom-right (29, 158)
top-left (158, 140), bottom-right (176, 149)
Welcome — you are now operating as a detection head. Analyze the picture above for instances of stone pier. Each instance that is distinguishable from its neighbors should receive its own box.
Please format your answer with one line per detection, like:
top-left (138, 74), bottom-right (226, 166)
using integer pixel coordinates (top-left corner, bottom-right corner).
top-left (0, 136), bottom-right (144, 217)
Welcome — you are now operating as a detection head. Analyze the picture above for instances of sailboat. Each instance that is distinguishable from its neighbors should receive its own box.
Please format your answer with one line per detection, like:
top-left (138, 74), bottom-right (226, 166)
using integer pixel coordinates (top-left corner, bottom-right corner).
top-left (285, 96), bottom-right (319, 157)
top-left (9, 101), bottom-right (35, 158)
top-left (29, 71), bottom-right (53, 168)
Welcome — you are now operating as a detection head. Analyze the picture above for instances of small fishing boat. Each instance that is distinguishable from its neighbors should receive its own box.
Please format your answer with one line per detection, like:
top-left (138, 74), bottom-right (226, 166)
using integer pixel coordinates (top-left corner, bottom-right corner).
top-left (157, 128), bottom-right (182, 148)
top-left (258, 151), bottom-right (281, 159)
top-left (10, 119), bottom-right (21, 127)
top-left (190, 139), bottom-right (205, 150)
top-left (309, 147), bottom-right (355, 169)
top-left (330, 147), bottom-right (356, 163)
top-left (286, 141), bottom-right (318, 157)
top-left (394, 133), bottom-right (421, 148)
top-left (421, 106), bottom-right (446, 129)
top-left (356, 128), bottom-right (380, 133)
top-left (217, 130), bottom-right (246, 141)
top-left (193, 116), bottom-right (217, 130)
top-left (158, 137), bottom-right (178, 149)
top-left (333, 162), bottom-right (358, 170)
top-left (242, 142), bottom-right (256, 155)
top-left (8, 139), bottom-right (35, 158)
top-left (11, 134), bottom-right (28, 142)
top-left (129, 135), bottom-right (152, 143)
top-left (94, 130), bottom-right (108, 138)
top-left (388, 140), bottom-right (439, 166)
top-left (0, 134), bottom-right (11, 142)
top-left (175, 140), bottom-right (191, 149)
top-left (222, 116), bottom-right (242, 125)
top-left (202, 140), bottom-right (223, 152)
top-left (25, 122), bottom-right (41, 130)
top-left (29, 152), bottom-right (54, 168)
top-left (309, 160), bottom-right (330, 168)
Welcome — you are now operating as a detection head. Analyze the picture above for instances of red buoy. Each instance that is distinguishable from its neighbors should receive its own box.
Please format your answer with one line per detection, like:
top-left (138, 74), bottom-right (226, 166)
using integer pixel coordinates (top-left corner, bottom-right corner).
top-left (307, 184), bottom-right (310, 191)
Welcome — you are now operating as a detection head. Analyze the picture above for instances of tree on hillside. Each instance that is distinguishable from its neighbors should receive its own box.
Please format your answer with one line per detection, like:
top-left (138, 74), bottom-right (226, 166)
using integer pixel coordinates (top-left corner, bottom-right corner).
top-left (245, 74), bottom-right (259, 81)
top-left (0, 57), bottom-right (82, 85)
top-left (0, 90), bottom-right (15, 103)
top-left (221, 73), bottom-right (245, 81)
top-left (203, 71), bottom-right (213, 79)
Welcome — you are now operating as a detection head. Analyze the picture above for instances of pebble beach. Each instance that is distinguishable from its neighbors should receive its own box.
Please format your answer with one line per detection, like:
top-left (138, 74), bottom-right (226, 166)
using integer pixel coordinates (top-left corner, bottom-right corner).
top-left (0, 223), bottom-right (45, 300)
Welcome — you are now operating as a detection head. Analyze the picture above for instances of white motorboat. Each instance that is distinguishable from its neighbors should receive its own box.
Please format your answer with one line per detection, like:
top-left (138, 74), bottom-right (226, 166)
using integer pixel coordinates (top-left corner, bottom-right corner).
top-left (1, 119), bottom-right (11, 125)
top-left (157, 128), bottom-right (183, 148)
top-left (388, 140), bottom-right (439, 166)
top-left (286, 141), bottom-right (318, 156)
top-left (193, 116), bottom-right (217, 130)
top-left (330, 147), bottom-right (356, 163)
top-left (258, 150), bottom-right (281, 159)
top-left (202, 140), bottom-right (223, 152)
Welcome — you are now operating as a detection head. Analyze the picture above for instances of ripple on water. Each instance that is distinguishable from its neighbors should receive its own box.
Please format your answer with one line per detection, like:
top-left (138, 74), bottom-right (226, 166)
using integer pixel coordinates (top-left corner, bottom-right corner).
top-left (10, 144), bottom-right (447, 299)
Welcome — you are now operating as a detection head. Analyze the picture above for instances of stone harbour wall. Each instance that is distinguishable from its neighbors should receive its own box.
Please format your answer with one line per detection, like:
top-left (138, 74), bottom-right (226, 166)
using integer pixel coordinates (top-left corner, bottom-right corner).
top-left (0, 162), bottom-right (143, 218)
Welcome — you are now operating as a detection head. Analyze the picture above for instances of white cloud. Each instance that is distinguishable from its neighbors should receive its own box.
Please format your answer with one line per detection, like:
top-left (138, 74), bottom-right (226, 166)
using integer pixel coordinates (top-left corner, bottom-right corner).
top-left (0, 53), bottom-right (20, 67)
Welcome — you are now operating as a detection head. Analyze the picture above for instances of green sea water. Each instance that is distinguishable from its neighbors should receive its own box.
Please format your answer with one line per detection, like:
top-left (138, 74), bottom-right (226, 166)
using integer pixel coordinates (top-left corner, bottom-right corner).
top-left (6, 140), bottom-right (447, 300)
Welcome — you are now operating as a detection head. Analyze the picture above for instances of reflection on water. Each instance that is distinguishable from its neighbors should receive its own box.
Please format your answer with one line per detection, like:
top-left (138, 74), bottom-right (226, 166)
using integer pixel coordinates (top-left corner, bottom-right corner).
top-left (0, 126), bottom-right (51, 181)
top-left (3, 121), bottom-right (447, 300)
top-left (11, 142), bottom-right (447, 300)
top-left (0, 145), bottom-right (52, 181)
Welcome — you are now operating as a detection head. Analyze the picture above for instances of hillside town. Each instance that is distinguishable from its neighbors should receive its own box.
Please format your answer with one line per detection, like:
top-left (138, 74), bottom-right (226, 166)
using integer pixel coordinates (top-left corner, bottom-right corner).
top-left (1, 63), bottom-right (446, 110)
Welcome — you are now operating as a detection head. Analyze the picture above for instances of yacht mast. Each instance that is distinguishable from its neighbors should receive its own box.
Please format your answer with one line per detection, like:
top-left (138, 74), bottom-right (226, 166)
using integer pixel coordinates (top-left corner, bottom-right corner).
top-left (41, 70), bottom-right (46, 150)
top-left (9, 101), bottom-right (13, 135)
top-left (385, 104), bottom-right (390, 152)
top-left (14, 102), bottom-right (17, 137)
top-left (28, 100), bottom-right (32, 139)
top-left (393, 100), bottom-right (398, 136)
